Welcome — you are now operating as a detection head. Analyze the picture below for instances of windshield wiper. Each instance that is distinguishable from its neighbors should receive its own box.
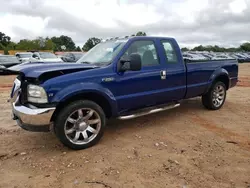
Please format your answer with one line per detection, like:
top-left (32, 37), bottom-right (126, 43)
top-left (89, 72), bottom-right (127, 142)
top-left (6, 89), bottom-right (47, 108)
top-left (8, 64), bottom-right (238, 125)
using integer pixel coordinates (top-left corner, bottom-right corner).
top-left (79, 61), bottom-right (110, 67)
top-left (80, 61), bottom-right (92, 64)
top-left (80, 61), bottom-right (102, 68)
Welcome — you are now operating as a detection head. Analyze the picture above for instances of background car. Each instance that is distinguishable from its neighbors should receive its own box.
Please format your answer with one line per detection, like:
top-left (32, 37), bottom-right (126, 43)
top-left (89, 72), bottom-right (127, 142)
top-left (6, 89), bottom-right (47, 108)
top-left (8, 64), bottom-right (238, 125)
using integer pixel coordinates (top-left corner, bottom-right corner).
top-left (200, 53), bottom-right (215, 60)
top-left (182, 53), bottom-right (209, 61)
top-left (61, 52), bottom-right (85, 62)
top-left (230, 53), bottom-right (246, 63)
top-left (0, 55), bottom-right (21, 68)
top-left (29, 52), bottom-right (63, 63)
top-left (211, 54), bottom-right (235, 60)
top-left (15, 52), bottom-right (33, 63)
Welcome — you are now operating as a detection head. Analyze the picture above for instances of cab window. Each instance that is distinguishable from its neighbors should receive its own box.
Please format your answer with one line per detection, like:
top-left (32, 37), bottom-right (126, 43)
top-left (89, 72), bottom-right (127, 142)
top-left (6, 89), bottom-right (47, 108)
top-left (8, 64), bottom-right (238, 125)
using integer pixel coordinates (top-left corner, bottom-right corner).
top-left (122, 40), bottom-right (159, 66)
top-left (161, 41), bottom-right (178, 63)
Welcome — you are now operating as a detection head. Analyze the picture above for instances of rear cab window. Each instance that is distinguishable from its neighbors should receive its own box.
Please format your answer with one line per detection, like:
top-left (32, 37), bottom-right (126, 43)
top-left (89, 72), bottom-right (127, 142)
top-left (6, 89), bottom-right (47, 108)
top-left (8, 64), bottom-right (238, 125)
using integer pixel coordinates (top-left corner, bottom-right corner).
top-left (160, 40), bottom-right (178, 64)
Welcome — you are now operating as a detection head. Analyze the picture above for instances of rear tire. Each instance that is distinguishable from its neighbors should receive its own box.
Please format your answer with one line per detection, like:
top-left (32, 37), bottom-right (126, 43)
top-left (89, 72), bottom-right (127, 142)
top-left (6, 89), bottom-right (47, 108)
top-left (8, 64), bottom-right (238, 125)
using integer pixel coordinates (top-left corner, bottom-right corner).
top-left (54, 100), bottom-right (106, 150)
top-left (202, 81), bottom-right (226, 110)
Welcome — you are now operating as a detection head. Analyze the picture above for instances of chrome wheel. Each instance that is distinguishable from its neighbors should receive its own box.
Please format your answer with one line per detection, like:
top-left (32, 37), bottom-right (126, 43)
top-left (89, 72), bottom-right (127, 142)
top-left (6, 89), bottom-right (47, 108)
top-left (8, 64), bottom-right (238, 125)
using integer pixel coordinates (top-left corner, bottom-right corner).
top-left (212, 85), bottom-right (225, 108)
top-left (64, 108), bottom-right (101, 145)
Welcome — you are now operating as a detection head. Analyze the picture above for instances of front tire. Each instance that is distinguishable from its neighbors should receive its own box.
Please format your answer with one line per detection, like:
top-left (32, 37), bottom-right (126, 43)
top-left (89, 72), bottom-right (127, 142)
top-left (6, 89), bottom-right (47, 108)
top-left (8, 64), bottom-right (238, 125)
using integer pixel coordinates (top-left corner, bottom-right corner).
top-left (202, 81), bottom-right (227, 110)
top-left (54, 100), bottom-right (106, 150)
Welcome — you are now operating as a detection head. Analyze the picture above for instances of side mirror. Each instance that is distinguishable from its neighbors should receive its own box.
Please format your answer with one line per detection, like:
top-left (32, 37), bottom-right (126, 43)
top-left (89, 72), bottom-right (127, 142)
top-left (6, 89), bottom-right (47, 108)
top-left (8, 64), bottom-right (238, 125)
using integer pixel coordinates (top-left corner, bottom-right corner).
top-left (118, 53), bottom-right (142, 72)
top-left (35, 57), bottom-right (39, 60)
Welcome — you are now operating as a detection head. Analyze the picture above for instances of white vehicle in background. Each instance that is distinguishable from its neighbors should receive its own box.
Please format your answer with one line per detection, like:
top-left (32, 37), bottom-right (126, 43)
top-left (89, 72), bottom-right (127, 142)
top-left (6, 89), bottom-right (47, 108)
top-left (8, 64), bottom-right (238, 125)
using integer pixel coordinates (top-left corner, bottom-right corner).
top-left (15, 52), bottom-right (33, 63)
top-left (29, 52), bottom-right (63, 63)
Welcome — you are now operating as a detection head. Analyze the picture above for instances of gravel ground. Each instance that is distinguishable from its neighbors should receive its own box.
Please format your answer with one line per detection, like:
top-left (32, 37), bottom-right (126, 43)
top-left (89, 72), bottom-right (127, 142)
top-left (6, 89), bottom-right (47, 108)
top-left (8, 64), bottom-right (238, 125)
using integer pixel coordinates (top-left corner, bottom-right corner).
top-left (0, 64), bottom-right (250, 188)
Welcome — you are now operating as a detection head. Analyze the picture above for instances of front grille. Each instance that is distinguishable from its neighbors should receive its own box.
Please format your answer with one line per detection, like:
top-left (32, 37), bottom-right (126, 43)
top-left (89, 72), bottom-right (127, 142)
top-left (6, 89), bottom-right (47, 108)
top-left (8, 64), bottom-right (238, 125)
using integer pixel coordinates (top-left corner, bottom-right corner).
top-left (20, 81), bottom-right (28, 104)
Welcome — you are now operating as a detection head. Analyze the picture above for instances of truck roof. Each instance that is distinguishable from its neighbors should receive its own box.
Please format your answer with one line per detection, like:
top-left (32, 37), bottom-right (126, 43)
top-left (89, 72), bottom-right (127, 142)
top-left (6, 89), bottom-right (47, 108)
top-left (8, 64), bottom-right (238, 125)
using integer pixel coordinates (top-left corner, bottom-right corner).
top-left (102, 36), bottom-right (175, 42)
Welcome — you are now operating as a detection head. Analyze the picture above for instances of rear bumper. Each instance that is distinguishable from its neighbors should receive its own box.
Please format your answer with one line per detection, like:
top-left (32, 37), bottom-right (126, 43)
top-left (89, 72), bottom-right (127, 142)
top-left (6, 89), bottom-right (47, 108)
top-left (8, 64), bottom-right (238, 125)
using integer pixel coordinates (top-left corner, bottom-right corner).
top-left (11, 93), bottom-right (55, 132)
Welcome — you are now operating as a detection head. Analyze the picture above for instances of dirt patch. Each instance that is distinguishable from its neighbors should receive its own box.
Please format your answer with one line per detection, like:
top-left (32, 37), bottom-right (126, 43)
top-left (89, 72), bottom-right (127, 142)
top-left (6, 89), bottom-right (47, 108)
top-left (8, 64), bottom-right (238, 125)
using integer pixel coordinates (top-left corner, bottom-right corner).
top-left (191, 115), bottom-right (250, 151)
top-left (237, 76), bottom-right (250, 87)
top-left (0, 64), bottom-right (250, 188)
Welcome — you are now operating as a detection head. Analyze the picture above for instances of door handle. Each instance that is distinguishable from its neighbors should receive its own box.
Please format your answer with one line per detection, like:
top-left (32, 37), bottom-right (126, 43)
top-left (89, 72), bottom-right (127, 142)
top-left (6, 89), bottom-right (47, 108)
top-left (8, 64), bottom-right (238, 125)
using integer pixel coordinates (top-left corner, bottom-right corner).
top-left (160, 70), bottom-right (166, 79)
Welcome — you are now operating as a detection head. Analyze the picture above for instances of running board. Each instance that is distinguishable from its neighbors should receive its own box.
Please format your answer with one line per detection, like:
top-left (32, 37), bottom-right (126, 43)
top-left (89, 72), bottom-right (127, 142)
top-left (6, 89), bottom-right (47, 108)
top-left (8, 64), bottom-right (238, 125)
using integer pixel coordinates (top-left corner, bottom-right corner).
top-left (118, 103), bottom-right (180, 120)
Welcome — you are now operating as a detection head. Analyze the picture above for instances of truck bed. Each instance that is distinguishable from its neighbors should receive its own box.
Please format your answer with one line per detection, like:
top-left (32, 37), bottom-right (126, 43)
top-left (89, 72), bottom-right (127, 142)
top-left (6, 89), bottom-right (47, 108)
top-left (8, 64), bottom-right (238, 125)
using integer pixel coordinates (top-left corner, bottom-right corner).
top-left (185, 59), bottom-right (238, 98)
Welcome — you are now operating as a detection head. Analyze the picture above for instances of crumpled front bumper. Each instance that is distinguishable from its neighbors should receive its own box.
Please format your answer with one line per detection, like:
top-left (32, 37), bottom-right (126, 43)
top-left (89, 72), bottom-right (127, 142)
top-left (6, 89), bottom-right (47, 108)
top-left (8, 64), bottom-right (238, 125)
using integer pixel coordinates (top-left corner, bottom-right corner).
top-left (10, 89), bottom-right (55, 132)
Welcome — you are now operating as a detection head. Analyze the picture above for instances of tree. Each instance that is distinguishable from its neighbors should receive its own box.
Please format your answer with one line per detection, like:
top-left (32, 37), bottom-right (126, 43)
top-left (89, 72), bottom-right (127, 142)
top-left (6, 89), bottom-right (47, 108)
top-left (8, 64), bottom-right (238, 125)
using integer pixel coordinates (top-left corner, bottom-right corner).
top-left (36, 37), bottom-right (54, 50)
top-left (192, 45), bottom-right (205, 51)
top-left (16, 39), bottom-right (39, 50)
top-left (82, 37), bottom-right (101, 51)
top-left (6, 42), bottom-right (16, 50)
top-left (0, 43), bottom-right (4, 50)
top-left (14, 38), bottom-right (54, 51)
top-left (136, 31), bottom-right (147, 36)
top-left (36, 36), bottom-right (46, 48)
top-left (181, 47), bottom-right (189, 52)
top-left (51, 35), bottom-right (76, 51)
top-left (240, 42), bottom-right (250, 51)
top-left (0, 32), bottom-right (11, 46)
top-left (75, 46), bottom-right (82, 52)
top-left (44, 39), bottom-right (55, 50)
top-left (227, 47), bottom-right (241, 52)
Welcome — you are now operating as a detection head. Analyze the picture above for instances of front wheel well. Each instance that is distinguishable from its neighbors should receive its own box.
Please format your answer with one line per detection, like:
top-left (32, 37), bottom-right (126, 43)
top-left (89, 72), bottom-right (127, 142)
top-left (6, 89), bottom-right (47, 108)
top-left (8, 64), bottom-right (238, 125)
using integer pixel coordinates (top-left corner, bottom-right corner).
top-left (51, 92), bottom-right (113, 122)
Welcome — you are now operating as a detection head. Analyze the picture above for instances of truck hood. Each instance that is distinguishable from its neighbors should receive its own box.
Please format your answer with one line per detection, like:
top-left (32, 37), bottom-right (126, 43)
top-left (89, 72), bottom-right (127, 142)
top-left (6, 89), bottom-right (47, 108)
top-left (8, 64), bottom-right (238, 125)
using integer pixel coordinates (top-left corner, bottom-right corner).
top-left (42, 58), bottom-right (63, 62)
top-left (7, 62), bottom-right (99, 80)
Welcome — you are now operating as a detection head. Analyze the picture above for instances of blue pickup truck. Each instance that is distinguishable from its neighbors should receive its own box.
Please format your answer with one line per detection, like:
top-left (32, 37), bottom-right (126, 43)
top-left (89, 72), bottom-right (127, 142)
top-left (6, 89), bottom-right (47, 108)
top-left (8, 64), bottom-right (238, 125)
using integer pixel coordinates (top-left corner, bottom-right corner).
top-left (9, 36), bottom-right (238, 150)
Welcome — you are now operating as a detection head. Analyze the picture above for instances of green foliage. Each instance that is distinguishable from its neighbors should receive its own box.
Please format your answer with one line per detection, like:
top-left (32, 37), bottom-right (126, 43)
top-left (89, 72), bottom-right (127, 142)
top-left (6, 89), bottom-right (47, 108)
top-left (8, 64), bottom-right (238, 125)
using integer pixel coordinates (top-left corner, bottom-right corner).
top-left (240, 42), bottom-right (250, 51)
top-left (136, 31), bottom-right (147, 36)
top-left (14, 37), bottom-right (55, 51)
top-left (181, 47), bottom-right (189, 52)
top-left (0, 32), bottom-right (11, 46)
top-left (44, 39), bottom-right (54, 50)
top-left (0, 43), bottom-right (4, 50)
top-left (4, 48), bottom-right (9, 55)
top-left (82, 37), bottom-right (101, 51)
top-left (15, 39), bottom-right (39, 50)
top-left (75, 46), bottom-right (82, 52)
top-left (51, 35), bottom-right (76, 51)
top-left (6, 42), bottom-right (16, 50)
top-left (189, 45), bottom-right (243, 52)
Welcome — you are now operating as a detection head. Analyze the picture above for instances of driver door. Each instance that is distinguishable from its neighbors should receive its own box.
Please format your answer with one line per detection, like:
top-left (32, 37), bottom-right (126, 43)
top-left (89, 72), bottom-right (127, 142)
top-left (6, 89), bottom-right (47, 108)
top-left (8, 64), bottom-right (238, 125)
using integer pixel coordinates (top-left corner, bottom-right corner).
top-left (111, 39), bottom-right (168, 113)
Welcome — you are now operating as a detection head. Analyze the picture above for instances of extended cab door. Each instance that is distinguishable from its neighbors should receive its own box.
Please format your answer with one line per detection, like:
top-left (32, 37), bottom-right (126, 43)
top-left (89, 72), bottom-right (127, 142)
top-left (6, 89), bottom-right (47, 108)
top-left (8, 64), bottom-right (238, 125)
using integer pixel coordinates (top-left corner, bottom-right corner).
top-left (113, 38), bottom-right (185, 113)
top-left (156, 39), bottom-right (186, 102)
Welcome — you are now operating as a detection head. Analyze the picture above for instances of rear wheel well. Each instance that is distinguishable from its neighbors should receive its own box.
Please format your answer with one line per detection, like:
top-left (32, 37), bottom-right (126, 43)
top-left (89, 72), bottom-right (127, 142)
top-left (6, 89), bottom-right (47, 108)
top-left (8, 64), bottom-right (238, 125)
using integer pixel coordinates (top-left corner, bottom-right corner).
top-left (51, 92), bottom-right (112, 122)
top-left (214, 75), bottom-right (229, 90)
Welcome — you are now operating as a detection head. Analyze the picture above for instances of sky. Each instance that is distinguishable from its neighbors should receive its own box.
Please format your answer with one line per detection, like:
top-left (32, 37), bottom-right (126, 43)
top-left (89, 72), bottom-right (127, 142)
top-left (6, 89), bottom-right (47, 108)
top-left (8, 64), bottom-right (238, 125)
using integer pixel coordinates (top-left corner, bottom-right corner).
top-left (0, 0), bottom-right (249, 48)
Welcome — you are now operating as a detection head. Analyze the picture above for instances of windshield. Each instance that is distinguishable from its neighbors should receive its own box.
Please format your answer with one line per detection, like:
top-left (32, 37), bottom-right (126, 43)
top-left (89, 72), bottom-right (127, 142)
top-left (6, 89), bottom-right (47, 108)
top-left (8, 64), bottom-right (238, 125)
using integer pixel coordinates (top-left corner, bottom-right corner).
top-left (40, 52), bottom-right (57, 59)
top-left (19, 54), bottom-right (32, 58)
top-left (73, 53), bottom-right (85, 60)
top-left (76, 40), bottom-right (127, 65)
top-left (0, 56), bottom-right (19, 63)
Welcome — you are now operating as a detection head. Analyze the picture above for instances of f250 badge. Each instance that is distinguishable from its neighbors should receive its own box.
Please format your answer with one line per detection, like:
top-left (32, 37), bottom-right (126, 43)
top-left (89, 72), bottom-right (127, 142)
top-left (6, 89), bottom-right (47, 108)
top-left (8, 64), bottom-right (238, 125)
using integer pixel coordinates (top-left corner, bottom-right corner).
top-left (102, 77), bottom-right (115, 82)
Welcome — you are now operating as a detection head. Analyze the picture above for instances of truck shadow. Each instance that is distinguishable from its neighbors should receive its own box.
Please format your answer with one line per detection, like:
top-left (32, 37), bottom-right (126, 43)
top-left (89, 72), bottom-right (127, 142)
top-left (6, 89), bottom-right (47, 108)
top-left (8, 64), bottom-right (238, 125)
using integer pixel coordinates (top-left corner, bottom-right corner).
top-left (106, 98), bottom-right (203, 132)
